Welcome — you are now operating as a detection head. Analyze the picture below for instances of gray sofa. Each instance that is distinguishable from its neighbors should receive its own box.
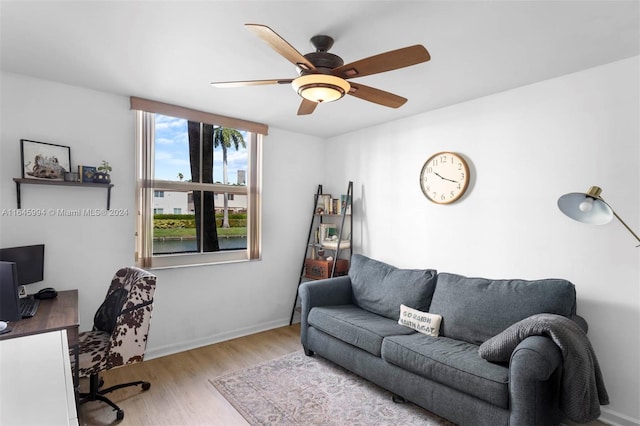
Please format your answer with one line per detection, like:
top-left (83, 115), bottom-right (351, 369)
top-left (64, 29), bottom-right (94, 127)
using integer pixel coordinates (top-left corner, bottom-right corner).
top-left (299, 254), bottom-right (596, 426)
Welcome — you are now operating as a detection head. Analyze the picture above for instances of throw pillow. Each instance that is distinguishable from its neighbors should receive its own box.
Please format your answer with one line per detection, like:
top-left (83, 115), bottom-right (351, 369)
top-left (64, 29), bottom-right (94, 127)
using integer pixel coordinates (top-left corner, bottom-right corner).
top-left (398, 304), bottom-right (442, 337)
top-left (349, 254), bottom-right (437, 320)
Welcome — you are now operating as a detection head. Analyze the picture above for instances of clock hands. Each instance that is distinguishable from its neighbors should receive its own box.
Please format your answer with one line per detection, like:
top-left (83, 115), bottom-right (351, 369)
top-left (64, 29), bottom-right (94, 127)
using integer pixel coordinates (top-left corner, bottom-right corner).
top-left (435, 172), bottom-right (459, 183)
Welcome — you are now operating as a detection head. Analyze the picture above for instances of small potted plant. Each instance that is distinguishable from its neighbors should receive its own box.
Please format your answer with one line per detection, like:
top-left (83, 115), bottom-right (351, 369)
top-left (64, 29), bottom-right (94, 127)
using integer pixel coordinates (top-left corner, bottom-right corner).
top-left (93, 160), bottom-right (112, 184)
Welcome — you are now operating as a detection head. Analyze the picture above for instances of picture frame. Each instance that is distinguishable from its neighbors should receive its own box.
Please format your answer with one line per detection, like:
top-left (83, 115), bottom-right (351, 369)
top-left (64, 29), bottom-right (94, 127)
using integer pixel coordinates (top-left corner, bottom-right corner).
top-left (316, 194), bottom-right (332, 214)
top-left (20, 139), bottom-right (71, 181)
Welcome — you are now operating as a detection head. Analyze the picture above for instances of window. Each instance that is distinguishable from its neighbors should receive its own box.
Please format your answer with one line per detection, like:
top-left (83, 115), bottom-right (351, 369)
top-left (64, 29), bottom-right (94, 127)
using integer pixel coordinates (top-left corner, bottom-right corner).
top-left (132, 97), bottom-right (266, 268)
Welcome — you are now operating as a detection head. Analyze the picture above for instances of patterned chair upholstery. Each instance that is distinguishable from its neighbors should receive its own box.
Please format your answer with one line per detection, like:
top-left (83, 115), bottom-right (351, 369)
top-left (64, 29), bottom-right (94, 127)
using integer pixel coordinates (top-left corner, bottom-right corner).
top-left (77, 266), bottom-right (156, 421)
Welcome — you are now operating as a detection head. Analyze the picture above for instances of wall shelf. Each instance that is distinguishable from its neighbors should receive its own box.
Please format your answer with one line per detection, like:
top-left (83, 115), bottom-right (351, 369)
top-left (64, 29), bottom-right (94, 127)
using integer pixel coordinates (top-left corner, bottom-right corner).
top-left (13, 178), bottom-right (114, 210)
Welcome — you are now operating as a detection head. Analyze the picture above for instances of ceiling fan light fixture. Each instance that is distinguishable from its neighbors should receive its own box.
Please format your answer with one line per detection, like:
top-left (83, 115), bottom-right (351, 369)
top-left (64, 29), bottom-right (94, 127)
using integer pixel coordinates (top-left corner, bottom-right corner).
top-left (292, 74), bottom-right (351, 103)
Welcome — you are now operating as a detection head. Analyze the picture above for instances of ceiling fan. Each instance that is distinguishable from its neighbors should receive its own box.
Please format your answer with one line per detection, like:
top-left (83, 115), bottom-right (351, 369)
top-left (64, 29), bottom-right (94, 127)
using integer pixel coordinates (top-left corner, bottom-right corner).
top-left (211, 24), bottom-right (431, 115)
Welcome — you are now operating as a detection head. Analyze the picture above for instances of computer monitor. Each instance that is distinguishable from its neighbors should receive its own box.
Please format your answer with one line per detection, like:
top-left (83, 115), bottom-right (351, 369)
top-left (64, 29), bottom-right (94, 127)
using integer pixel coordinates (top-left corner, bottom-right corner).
top-left (0, 244), bottom-right (45, 286)
top-left (0, 261), bottom-right (21, 321)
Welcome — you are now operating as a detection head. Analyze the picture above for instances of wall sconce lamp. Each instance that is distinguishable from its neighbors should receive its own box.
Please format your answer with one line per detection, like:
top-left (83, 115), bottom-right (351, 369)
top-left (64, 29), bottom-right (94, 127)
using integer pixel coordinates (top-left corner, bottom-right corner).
top-left (557, 186), bottom-right (640, 247)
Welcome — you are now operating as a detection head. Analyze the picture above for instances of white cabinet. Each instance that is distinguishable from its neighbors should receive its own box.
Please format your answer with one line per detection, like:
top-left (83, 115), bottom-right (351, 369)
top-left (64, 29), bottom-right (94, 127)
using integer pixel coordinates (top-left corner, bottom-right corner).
top-left (0, 330), bottom-right (78, 426)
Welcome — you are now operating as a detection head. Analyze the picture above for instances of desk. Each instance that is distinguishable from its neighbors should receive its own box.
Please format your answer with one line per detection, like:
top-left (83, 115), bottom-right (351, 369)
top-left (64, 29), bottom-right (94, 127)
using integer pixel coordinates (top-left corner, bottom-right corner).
top-left (0, 290), bottom-right (79, 344)
top-left (0, 290), bottom-right (79, 414)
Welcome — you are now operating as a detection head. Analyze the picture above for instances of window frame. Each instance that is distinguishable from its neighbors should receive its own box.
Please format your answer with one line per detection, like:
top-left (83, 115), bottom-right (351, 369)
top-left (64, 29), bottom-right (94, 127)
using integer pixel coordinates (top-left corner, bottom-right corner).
top-left (132, 97), bottom-right (266, 269)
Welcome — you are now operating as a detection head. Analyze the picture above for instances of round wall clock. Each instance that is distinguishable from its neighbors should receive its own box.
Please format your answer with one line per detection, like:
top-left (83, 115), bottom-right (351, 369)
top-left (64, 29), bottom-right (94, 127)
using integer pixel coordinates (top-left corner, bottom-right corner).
top-left (420, 151), bottom-right (470, 204)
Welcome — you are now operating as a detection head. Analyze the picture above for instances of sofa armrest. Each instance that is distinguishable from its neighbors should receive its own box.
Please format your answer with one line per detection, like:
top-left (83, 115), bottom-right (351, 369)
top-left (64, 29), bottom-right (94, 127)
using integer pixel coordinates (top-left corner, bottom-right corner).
top-left (299, 276), bottom-right (352, 348)
top-left (509, 335), bottom-right (563, 425)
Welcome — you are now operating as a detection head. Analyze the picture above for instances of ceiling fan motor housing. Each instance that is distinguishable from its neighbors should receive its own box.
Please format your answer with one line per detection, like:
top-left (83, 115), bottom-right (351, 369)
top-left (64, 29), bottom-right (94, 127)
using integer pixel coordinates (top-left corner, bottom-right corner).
top-left (303, 52), bottom-right (344, 74)
top-left (301, 35), bottom-right (344, 75)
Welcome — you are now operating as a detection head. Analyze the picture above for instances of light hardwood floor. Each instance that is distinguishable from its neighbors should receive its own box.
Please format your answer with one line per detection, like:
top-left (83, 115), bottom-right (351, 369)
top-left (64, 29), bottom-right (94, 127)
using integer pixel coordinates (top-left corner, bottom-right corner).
top-left (79, 324), bottom-right (302, 425)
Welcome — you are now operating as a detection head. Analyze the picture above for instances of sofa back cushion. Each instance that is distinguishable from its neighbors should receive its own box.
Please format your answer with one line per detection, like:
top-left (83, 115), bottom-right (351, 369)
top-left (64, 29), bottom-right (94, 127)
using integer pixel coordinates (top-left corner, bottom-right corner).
top-left (349, 254), bottom-right (437, 320)
top-left (428, 273), bottom-right (577, 345)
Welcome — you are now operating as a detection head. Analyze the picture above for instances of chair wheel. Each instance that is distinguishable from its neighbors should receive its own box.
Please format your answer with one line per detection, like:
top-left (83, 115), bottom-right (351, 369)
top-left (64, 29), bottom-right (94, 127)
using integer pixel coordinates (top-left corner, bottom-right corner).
top-left (98, 377), bottom-right (105, 388)
top-left (116, 409), bottom-right (124, 421)
top-left (142, 382), bottom-right (151, 391)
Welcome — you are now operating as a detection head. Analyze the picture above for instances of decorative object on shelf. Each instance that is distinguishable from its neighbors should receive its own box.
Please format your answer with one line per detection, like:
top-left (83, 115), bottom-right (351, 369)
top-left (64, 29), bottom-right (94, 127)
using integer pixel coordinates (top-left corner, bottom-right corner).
top-left (20, 139), bottom-right (71, 181)
top-left (557, 186), bottom-right (640, 247)
top-left (420, 151), bottom-right (470, 204)
top-left (78, 165), bottom-right (97, 183)
top-left (304, 258), bottom-right (349, 280)
top-left (93, 160), bottom-right (112, 184)
top-left (316, 194), bottom-right (332, 214)
top-left (64, 172), bottom-right (80, 182)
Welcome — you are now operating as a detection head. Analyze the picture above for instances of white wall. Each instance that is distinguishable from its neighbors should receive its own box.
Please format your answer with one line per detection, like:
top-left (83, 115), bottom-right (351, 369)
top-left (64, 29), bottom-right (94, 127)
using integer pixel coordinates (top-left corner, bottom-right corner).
top-left (0, 71), bottom-right (324, 356)
top-left (325, 57), bottom-right (640, 424)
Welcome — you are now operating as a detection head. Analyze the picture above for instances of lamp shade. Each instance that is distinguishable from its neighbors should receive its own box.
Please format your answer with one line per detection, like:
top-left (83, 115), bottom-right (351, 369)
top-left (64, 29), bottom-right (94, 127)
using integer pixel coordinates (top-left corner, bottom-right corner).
top-left (292, 74), bottom-right (351, 103)
top-left (557, 191), bottom-right (613, 225)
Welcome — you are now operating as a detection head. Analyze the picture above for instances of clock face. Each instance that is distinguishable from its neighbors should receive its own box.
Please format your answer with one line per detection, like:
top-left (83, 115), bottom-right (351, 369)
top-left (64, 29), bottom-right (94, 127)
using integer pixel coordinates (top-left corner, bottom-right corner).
top-left (420, 152), bottom-right (470, 204)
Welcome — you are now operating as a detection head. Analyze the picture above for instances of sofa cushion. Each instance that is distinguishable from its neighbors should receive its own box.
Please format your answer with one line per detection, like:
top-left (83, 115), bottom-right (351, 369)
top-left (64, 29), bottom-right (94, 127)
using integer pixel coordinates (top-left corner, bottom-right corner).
top-left (348, 254), bottom-right (437, 320)
top-left (429, 273), bottom-right (577, 345)
top-left (382, 333), bottom-right (509, 408)
top-left (308, 305), bottom-right (415, 356)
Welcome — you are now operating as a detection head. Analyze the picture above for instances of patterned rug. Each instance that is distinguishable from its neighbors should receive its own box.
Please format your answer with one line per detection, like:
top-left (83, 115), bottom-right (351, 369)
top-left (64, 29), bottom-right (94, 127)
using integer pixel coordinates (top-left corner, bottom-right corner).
top-left (210, 351), bottom-right (454, 425)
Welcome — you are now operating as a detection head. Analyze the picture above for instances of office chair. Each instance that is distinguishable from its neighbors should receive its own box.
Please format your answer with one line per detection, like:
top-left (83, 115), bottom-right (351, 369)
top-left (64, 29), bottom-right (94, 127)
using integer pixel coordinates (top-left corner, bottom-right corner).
top-left (76, 266), bottom-right (156, 421)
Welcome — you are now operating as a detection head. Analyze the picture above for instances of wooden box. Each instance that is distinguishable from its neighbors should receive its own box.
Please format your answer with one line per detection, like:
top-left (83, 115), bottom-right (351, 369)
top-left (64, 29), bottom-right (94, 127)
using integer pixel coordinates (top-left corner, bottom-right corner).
top-left (304, 258), bottom-right (349, 280)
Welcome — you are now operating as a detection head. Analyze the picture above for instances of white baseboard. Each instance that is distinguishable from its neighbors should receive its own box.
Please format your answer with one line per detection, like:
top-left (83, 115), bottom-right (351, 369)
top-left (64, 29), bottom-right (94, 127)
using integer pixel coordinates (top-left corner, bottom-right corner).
top-left (144, 317), bottom-right (293, 361)
top-left (599, 407), bottom-right (640, 426)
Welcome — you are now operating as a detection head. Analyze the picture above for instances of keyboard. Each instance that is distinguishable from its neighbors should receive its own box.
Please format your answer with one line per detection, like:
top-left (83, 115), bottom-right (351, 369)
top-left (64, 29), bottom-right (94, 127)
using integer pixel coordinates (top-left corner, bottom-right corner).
top-left (20, 297), bottom-right (40, 318)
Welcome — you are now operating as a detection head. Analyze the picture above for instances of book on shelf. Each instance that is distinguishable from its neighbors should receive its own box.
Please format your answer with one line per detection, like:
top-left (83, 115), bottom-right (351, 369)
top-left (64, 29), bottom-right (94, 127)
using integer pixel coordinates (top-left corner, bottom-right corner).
top-left (318, 223), bottom-right (337, 242)
top-left (78, 165), bottom-right (96, 183)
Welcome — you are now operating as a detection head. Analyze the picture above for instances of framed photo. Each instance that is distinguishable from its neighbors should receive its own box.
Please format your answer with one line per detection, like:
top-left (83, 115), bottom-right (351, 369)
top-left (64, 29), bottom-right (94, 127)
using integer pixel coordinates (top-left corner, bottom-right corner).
top-left (316, 194), bottom-right (332, 214)
top-left (20, 139), bottom-right (71, 181)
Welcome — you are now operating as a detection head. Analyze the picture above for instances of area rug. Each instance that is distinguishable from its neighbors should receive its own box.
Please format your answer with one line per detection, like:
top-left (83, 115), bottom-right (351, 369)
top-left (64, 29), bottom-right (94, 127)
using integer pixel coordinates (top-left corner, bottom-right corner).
top-left (210, 351), bottom-right (454, 425)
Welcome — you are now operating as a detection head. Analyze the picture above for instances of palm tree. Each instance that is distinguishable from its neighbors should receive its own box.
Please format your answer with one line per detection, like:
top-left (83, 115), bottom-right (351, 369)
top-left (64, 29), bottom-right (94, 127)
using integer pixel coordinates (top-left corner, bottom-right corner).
top-left (213, 127), bottom-right (246, 228)
top-left (187, 121), bottom-right (219, 252)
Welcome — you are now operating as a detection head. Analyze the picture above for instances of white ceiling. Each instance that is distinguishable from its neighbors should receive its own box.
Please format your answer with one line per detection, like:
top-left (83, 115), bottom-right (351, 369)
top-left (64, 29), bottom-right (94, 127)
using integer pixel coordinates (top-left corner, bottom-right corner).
top-left (1, 1), bottom-right (638, 138)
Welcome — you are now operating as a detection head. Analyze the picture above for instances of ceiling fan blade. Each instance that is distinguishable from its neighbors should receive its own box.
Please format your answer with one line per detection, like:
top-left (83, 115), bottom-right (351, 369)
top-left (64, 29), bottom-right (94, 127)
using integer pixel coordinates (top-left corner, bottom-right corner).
top-left (297, 99), bottom-right (318, 115)
top-left (245, 24), bottom-right (316, 72)
top-left (347, 82), bottom-right (407, 108)
top-left (333, 45), bottom-right (430, 79)
top-left (211, 79), bottom-right (293, 88)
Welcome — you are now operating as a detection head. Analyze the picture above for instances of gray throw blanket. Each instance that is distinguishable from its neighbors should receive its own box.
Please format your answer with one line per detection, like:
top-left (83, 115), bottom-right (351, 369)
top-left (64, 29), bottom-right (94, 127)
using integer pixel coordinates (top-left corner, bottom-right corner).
top-left (478, 313), bottom-right (609, 423)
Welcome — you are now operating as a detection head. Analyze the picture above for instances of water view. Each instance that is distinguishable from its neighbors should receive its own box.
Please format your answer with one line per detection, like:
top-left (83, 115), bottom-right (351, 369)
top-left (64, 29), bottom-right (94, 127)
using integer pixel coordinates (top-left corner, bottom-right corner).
top-left (153, 236), bottom-right (247, 254)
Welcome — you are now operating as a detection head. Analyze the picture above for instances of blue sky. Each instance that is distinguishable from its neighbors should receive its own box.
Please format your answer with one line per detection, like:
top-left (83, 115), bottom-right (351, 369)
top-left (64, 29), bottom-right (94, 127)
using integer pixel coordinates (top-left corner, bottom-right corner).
top-left (154, 115), bottom-right (248, 183)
